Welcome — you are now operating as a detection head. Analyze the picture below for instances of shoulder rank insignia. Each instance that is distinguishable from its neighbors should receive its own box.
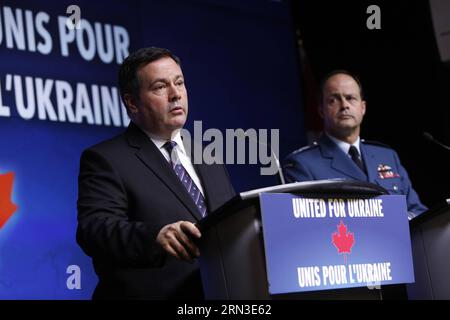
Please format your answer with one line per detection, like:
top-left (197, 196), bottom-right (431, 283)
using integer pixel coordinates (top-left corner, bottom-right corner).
top-left (377, 164), bottom-right (400, 179)
top-left (362, 139), bottom-right (392, 149)
top-left (291, 142), bottom-right (318, 155)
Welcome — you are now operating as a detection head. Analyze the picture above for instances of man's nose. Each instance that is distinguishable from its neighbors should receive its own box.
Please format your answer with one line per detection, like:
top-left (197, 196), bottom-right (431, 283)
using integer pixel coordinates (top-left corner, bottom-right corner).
top-left (168, 84), bottom-right (181, 101)
top-left (340, 97), bottom-right (350, 109)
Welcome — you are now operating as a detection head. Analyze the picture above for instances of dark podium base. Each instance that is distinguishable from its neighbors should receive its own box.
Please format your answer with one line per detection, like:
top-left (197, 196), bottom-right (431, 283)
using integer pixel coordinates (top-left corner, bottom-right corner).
top-left (407, 199), bottom-right (450, 299)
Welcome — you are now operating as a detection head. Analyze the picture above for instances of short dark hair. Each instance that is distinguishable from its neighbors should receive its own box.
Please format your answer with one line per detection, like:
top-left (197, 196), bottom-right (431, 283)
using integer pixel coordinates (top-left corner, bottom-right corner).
top-left (319, 69), bottom-right (364, 105)
top-left (118, 47), bottom-right (181, 105)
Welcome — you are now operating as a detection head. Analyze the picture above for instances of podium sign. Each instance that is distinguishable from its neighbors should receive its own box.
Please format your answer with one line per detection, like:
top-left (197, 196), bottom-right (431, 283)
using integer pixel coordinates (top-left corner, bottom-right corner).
top-left (259, 193), bottom-right (414, 295)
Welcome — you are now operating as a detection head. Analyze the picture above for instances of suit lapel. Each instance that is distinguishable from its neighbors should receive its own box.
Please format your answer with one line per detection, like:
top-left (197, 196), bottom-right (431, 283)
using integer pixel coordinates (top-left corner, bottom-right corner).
top-left (194, 163), bottom-right (215, 211)
top-left (320, 134), bottom-right (367, 180)
top-left (126, 123), bottom-right (203, 221)
top-left (360, 142), bottom-right (378, 183)
top-left (183, 137), bottom-right (216, 213)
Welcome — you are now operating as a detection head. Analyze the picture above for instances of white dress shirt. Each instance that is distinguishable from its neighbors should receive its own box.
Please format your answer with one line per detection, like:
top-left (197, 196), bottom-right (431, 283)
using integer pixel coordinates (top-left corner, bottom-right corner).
top-left (144, 129), bottom-right (205, 197)
top-left (326, 133), bottom-right (362, 158)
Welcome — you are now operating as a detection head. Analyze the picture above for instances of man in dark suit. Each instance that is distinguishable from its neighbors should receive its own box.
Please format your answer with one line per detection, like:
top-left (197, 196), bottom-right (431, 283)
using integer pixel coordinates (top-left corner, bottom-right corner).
top-left (283, 70), bottom-right (427, 217)
top-left (77, 47), bottom-right (235, 299)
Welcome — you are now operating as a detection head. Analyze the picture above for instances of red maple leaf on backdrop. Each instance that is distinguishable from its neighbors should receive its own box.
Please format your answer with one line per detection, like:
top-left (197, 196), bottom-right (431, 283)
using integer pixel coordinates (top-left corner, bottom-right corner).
top-left (0, 172), bottom-right (18, 229)
top-left (332, 220), bottom-right (355, 263)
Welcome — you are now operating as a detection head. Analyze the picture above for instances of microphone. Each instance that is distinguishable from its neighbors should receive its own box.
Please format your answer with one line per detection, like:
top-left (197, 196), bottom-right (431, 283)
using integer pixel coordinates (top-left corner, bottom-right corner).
top-left (423, 132), bottom-right (450, 151)
top-left (243, 131), bottom-right (286, 185)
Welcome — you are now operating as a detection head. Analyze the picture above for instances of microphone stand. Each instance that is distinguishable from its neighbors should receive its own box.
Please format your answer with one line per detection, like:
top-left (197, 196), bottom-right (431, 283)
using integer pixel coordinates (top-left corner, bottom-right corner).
top-left (244, 132), bottom-right (286, 185)
top-left (423, 132), bottom-right (450, 151)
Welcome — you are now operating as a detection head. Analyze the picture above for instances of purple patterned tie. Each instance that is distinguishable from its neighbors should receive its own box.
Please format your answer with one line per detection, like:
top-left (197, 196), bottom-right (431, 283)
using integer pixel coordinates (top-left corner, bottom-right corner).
top-left (163, 141), bottom-right (207, 217)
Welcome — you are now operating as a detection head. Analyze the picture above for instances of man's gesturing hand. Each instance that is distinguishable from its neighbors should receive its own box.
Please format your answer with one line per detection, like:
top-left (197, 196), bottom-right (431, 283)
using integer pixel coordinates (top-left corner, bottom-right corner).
top-left (156, 221), bottom-right (201, 262)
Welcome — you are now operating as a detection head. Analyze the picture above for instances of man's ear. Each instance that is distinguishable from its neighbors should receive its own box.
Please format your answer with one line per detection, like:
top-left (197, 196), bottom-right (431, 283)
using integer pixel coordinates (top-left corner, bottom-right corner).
top-left (124, 94), bottom-right (139, 115)
top-left (361, 100), bottom-right (366, 116)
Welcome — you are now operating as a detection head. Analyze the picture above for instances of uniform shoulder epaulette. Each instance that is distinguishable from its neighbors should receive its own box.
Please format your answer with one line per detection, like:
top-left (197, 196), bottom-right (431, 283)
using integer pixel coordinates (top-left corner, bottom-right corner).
top-left (361, 139), bottom-right (392, 149)
top-left (291, 141), bottom-right (319, 155)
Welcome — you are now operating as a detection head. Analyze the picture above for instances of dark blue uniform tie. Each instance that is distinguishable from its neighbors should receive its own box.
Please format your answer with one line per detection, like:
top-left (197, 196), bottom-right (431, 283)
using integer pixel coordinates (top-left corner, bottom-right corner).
top-left (348, 145), bottom-right (366, 174)
top-left (163, 141), bottom-right (207, 217)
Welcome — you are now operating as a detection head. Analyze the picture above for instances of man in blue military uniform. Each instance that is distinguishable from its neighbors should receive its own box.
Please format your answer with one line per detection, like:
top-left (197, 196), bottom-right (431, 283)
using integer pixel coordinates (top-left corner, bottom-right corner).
top-left (283, 70), bottom-right (427, 217)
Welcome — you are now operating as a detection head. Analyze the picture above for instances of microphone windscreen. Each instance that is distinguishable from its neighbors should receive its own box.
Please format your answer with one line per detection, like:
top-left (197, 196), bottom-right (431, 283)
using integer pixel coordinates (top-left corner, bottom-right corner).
top-left (423, 132), bottom-right (434, 141)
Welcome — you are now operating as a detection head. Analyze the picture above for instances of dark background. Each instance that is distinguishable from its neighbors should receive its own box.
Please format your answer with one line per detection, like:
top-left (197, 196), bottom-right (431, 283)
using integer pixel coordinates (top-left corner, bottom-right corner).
top-left (292, 0), bottom-right (449, 207)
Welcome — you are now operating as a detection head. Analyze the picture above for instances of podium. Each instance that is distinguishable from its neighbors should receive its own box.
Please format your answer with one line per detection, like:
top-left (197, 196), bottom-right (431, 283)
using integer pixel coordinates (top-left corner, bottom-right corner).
top-left (198, 179), bottom-right (412, 300)
top-left (407, 199), bottom-right (450, 299)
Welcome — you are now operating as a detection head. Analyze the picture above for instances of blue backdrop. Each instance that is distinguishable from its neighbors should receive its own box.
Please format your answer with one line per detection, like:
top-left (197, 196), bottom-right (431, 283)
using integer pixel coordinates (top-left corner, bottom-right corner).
top-left (0, 0), bottom-right (305, 299)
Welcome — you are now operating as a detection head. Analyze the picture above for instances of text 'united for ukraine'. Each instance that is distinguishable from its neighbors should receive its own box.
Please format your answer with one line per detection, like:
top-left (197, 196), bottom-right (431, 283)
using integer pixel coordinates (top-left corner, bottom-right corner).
top-left (292, 198), bottom-right (384, 218)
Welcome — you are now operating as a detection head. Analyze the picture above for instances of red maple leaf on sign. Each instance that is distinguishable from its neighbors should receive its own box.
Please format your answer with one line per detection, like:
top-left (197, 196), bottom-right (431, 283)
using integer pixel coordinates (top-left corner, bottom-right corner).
top-left (0, 172), bottom-right (18, 229)
top-left (332, 220), bottom-right (355, 263)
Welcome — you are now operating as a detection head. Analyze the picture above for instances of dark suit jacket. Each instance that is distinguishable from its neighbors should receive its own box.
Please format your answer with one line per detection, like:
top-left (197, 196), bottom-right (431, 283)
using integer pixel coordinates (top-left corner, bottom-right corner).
top-left (283, 134), bottom-right (427, 216)
top-left (77, 123), bottom-right (235, 299)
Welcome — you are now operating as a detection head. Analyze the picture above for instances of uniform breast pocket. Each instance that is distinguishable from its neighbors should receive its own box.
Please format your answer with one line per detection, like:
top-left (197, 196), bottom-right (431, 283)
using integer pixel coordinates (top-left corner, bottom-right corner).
top-left (376, 178), bottom-right (403, 195)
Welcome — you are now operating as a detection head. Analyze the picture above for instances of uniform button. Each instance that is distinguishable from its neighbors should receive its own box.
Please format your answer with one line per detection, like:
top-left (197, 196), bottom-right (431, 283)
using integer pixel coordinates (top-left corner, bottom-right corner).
top-left (393, 186), bottom-right (398, 191)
